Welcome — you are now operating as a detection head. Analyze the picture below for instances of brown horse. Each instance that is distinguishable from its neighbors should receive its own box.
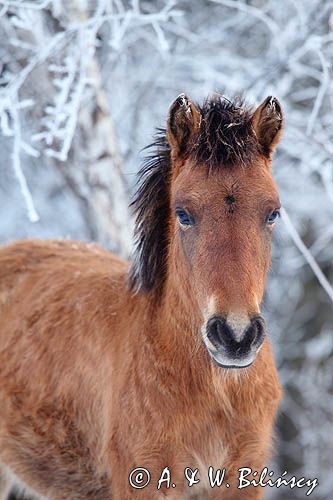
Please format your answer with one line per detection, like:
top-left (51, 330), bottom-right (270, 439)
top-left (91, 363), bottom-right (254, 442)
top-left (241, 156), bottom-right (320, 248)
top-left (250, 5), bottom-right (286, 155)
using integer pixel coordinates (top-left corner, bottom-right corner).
top-left (0, 94), bottom-right (283, 499)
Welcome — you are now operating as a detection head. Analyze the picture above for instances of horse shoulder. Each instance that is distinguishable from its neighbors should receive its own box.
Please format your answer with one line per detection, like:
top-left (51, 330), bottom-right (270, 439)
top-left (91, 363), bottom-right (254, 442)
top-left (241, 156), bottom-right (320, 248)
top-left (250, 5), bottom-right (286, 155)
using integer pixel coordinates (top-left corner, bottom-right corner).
top-left (0, 239), bottom-right (129, 499)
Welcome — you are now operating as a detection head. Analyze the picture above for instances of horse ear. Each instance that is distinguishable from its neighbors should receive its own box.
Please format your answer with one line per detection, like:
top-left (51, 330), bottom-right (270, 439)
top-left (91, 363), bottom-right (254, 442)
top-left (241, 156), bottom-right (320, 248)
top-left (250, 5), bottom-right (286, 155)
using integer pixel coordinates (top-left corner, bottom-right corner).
top-left (167, 94), bottom-right (201, 157)
top-left (252, 96), bottom-right (283, 158)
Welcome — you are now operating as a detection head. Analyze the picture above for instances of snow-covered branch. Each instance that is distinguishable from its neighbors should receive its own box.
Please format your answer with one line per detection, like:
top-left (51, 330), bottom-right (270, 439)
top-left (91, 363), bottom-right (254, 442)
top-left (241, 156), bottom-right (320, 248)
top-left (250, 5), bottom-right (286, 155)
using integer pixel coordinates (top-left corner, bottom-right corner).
top-left (0, 0), bottom-right (184, 223)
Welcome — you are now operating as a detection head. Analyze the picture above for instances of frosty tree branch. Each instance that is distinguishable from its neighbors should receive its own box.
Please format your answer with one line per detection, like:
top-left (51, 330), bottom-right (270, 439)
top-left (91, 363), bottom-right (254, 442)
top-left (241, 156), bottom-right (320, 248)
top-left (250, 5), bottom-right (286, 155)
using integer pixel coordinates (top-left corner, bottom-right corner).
top-left (0, 0), bottom-right (184, 225)
top-left (281, 208), bottom-right (333, 304)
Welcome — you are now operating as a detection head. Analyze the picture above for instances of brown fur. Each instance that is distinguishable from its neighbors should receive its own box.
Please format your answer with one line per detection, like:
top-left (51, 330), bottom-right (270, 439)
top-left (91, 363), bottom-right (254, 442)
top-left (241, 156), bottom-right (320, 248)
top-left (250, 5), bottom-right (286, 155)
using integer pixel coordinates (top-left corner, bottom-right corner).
top-left (0, 94), bottom-right (283, 499)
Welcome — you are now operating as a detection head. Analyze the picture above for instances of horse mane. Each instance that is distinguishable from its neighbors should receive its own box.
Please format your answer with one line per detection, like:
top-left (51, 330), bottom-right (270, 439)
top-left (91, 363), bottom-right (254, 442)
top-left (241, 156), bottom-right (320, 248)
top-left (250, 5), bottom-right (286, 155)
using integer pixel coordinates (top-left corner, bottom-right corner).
top-left (128, 95), bottom-right (260, 293)
top-left (128, 130), bottom-right (171, 293)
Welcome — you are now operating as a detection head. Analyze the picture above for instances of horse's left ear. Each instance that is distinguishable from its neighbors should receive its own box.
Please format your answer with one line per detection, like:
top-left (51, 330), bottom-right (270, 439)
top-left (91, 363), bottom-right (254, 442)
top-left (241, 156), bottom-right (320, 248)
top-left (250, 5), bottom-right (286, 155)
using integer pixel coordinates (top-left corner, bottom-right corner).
top-left (252, 96), bottom-right (283, 158)
top-left (167, 94), bottom-right (201, 158)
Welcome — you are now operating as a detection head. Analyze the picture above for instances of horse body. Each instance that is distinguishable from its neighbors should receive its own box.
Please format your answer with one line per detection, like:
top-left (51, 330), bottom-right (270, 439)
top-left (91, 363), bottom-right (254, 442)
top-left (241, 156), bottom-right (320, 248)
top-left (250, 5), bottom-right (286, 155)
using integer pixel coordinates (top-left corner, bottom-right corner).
top-left (0, 94), bottom-right (283, 499)
top-left (0, 240), bottom-right (280, 499)
top-left (0, 241), bottom-right (122, 498)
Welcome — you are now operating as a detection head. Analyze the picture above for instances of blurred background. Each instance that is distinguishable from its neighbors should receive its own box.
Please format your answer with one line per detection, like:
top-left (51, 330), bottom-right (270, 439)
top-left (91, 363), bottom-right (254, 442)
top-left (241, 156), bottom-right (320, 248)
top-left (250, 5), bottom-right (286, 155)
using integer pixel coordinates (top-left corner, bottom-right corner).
top-left (0, 0), bottom-right (332, 498)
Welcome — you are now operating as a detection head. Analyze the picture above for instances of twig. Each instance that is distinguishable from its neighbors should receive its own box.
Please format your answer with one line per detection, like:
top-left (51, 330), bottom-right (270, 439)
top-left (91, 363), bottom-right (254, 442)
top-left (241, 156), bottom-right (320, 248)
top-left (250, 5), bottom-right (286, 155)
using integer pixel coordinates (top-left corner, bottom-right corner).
top-left (211, 0), bottom-right (280, 36)
top-left (306, 48), bottom-right (330, 135)
top-left (0, 0), bottom-right (51, 8)
top-left (281, 207), bottom-right (333, 304)
top-left (11, 106), bottom-right (39, 222)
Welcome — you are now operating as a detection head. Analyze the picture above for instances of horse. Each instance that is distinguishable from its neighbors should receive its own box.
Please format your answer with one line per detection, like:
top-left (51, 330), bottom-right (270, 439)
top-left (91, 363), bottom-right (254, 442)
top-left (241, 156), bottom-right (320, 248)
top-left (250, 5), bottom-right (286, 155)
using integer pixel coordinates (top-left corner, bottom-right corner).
top-left (0, 93), bottom-right (283, 499)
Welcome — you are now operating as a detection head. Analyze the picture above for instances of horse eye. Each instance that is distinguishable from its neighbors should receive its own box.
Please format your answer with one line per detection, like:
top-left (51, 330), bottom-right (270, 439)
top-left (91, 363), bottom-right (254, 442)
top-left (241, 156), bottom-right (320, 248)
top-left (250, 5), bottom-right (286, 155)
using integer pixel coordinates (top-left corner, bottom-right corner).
top-left (266, 209), bottom-right (280, 225)
top-left (175, 208), bottom-right (195, 228)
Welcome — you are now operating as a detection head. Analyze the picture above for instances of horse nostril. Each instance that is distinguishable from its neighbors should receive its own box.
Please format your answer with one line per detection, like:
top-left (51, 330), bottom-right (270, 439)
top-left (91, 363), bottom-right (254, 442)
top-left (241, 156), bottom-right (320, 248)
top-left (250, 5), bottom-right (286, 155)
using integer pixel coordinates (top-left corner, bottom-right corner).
top-left (249, 316), bottom-right (266, 347)
top-left (206, 315), bottom-right (233, 348)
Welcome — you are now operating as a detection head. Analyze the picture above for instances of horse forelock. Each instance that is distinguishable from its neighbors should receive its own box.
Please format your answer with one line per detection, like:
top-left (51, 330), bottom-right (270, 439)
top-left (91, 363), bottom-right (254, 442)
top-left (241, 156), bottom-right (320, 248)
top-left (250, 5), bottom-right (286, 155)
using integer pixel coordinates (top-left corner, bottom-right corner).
top-left (194, 95), bottom-right (259, 168)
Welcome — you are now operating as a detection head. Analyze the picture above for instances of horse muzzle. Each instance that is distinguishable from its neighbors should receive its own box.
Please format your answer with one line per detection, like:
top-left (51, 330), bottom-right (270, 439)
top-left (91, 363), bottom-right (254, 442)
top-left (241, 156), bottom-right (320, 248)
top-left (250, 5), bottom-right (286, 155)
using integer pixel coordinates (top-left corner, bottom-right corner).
top-left (204, 314), bottom-right (266, 369)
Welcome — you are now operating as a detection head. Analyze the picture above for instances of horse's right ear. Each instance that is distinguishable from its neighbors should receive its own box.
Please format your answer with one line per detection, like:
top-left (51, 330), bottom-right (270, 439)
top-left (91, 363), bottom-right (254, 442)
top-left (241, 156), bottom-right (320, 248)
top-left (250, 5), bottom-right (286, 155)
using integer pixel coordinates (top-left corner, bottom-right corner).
top-left (167, 94), bottom-right (201, 158)
top-left (252, 96), bottom-right (283, 158)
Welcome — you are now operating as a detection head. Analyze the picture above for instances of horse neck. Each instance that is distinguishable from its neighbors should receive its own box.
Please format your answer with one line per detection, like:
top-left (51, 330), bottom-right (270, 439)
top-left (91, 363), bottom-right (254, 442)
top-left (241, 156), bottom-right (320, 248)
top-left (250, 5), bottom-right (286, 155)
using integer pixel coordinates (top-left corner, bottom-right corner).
top-left (131, 279), bottom-right (249, 422)
top-left (135, 260), bottom-right (207, 384)
top-left (159, 257), bottom-right (199, 342)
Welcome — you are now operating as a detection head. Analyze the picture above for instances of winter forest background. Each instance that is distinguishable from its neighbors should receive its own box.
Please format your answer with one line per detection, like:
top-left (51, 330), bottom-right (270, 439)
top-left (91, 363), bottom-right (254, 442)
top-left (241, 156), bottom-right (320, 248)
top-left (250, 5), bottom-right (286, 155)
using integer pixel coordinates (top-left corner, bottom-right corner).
top-left (0, 0), bottom-right (332, 498)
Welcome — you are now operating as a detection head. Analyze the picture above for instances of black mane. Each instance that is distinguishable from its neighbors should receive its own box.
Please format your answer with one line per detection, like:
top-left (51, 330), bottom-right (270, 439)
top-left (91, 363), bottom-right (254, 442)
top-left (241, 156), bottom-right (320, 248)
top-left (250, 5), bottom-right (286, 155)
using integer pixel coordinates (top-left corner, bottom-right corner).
top-left (128, 95), bottom-right (259, 293)
top-left (128, 130), bottom-right (171, 293)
